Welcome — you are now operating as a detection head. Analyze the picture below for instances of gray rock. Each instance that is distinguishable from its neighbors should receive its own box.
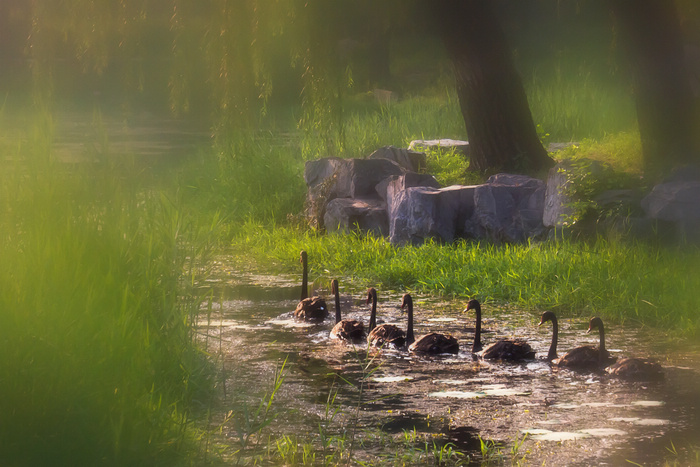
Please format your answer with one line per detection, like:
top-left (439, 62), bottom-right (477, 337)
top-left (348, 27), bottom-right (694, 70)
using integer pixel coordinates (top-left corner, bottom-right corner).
top-left (408, 139), bottom-right (470, 158)
top-left (335, 158), bottom-right (407, 199)
top-left (324, 197), bottom-right (388, 236)
top-left (368, 146), bottom-right (427, 172)
top-left (641, 181), bottom-right (700, 221)
top-left (468, 175), bottom-right (547, 243)
top-left (376, 172), bottom-right (440, 204)
top-left (543, 161), bottom-right (575, 227)
top-left (304, 157), bottom-right (347, 190)
top-left (662, 164), bottom-right (700, 183)
top-left (388, 185), bottom-right (476, 245)
top-left (304, 157), bottom-right (407, 199)
top-left (304, 157), bottom-right (407, 227)
top-left (594, 189), bottom-right (645, 217)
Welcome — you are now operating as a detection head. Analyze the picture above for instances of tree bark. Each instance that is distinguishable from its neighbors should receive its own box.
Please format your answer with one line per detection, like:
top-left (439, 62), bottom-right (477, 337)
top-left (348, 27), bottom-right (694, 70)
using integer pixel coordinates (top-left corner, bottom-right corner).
top-left (430, 0), bottom-right (554, 174)
top-left (610, 0), bottom-right (699, 180)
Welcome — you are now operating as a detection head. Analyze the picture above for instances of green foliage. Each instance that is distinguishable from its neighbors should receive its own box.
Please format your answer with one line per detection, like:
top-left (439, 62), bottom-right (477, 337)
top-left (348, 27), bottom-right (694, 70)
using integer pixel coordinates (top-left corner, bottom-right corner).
top-left (559, 158), bottom-right (646, 225)
top-left (179, 132), bottom-right (307, 226)
top-left (0, 142), bottom-right (215, 465)
top-left (424, 146), bottom-right (470, 186)
top-left (526, 60), bottom-right (638, 141)
top-left (554, 132), bottom-right (644, 173)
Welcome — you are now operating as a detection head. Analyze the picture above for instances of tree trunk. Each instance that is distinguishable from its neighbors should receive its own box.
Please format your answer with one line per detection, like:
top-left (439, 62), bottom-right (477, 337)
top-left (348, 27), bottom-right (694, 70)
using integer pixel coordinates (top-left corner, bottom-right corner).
top-left (430, 0), bottom-right (554, 174)
top-left (610, 0), bottom-right (699, 180)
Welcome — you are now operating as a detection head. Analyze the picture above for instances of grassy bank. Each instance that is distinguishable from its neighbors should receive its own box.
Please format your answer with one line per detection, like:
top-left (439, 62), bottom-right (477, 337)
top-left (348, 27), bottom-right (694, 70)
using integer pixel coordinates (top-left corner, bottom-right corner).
top-left (0, 144), bottom-right (217, 465)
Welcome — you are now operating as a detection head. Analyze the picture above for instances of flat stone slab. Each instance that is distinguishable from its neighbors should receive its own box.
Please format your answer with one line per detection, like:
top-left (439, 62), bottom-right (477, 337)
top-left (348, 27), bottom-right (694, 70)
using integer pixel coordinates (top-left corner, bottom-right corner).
top-left (409, 139), bottom-right (470, 157)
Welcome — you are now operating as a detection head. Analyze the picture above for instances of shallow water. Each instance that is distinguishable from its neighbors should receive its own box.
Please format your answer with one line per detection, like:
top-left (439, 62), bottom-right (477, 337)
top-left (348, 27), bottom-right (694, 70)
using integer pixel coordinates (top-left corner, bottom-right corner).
top-left (197, 268), bottom-right (700, 465)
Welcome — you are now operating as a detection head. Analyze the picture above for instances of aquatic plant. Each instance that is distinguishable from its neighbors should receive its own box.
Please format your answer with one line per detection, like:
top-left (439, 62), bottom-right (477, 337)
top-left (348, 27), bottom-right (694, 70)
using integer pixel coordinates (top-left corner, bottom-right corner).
top-left (0, 133), bottom-right (217, 465)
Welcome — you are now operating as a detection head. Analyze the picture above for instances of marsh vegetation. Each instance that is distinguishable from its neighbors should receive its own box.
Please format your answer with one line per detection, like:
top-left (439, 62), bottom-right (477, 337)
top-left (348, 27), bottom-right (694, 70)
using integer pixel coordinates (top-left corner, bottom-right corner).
top-left (2, 2), bottom-right (700, 465)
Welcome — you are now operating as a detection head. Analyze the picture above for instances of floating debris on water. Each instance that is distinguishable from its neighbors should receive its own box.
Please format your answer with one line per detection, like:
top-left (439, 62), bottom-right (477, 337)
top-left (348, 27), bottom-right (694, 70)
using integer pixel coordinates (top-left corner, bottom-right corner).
top-left (632, 400), bottom-right (665, 407)
top-left (578, 428), bottom-right (628, 437)
top-left (528, 430), bottom-right (591, 441)
top-left (429, 384), bottom-right (530, 399)
top-left (371, 375), bottom-right (414, 383)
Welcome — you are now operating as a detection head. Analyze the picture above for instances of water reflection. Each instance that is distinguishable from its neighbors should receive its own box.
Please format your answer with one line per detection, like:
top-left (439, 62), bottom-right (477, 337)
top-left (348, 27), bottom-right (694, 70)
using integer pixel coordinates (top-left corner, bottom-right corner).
top-left (197, 272), bottom-right (700, 465)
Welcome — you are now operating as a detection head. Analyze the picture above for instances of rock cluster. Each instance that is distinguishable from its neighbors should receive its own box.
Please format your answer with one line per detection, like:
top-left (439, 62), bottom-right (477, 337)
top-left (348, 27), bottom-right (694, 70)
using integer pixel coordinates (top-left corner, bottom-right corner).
top-left (304, 146), bottom-right (700, 245)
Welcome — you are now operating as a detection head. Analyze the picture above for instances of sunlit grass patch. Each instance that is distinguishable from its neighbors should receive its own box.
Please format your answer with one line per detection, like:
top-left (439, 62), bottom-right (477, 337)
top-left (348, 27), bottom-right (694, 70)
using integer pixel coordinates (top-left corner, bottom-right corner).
top-left (0, 155), bottom-right (215, 465)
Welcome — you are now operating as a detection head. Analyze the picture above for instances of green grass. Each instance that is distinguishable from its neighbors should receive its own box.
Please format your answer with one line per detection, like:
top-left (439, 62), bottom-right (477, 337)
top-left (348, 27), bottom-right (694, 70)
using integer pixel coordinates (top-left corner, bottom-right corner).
top-left (525, 61), bottom-right (638, 142)
top-left (0, 141), bottom-right (217, 465)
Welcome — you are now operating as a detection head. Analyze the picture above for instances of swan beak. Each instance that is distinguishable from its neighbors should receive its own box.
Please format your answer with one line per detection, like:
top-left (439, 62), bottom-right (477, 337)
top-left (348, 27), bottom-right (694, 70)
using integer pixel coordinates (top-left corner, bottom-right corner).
top-left (586, 327), bottom-right (592, 334)
top-left (538, 321), bottom-right (544, 327)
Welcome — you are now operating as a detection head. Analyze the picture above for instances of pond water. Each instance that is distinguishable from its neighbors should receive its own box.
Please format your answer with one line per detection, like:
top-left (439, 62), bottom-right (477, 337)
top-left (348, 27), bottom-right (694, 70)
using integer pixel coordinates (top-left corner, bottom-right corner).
top-left (196, 265), bottom-right (700, 465)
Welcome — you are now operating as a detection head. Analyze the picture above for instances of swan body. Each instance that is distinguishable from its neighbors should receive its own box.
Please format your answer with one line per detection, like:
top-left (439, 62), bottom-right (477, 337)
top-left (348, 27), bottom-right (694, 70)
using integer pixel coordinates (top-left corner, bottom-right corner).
top-left (329, 279), bottom-right (365, 342)
top-left (293, 250), bottom-right (328, 322)
top-left (403, 294), bottom-right (459, 354)
top-left (465, 299), bottom-right (534, 361)
top-left (366, 288), bottom-right (406, 348)
top-left (481, 339), bottom-right (535, 361)
top-left (555, 316), bottom-right (616, 369)
top-left (294, 297), bottom-right (328, 322)
top-left (605, 357), bottom-right (664, 381)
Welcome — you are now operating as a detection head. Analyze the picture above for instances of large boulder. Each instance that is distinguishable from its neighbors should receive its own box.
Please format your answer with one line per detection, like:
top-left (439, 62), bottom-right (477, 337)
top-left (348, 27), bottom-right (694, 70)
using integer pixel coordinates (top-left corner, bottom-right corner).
top-left (376, 172), bottom-right (441, 204)
top-left (543, 161), bottom-right (575, 227)
top-left (641, 181), bottom-right (700, 243)
top-left (467, 174), bottom-right (547, 243)
top-left (304, 157), bottom-right (408, 199)
top-left (304, 157), bottom-right (406, 227)
top-left (324, 197), bottom-right (388, 236)
top-left (388, 185), bottom-right (476, 245)
top-left (368, 146), bottom-right (427, 172)
top-left (641, 181), bottom-right (700, 221)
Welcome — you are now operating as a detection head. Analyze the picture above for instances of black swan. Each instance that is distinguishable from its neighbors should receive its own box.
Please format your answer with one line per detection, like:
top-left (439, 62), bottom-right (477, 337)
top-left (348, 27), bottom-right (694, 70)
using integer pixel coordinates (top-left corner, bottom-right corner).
top-left (606, 357), bottom-right (664, 381)
top-left (538, 311), bottom-right (559, 362)
top-left (329, 279), bottom-right (365, 342)
top-left (555, 316), bottom-right (616, 369)
top-left (465, 299), bottom-right (535, 361)
top-left (293, 250), bottom-right (328, 322)
top-left (403, 294), bottom-right (459, 354)
top-left (366, 288), bottom-right (406, 348)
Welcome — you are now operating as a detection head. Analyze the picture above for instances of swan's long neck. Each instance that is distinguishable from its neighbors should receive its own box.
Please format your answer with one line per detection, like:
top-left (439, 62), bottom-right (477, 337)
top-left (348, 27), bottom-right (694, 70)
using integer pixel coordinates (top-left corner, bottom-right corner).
top-left (405, 298), bottom-right (415, 346)
top-left (333, 281), bottom-right (341, 324)
top-left (598, 322), bottom-right (606, 362)
top-left (368, 290), bottom-right (377, 331)
top-left (473, 304), bottom-right (482, 352)
top-left (548, 316), bottom-right (559, 361)
top-left (301, 254), bottom-right (308, 300)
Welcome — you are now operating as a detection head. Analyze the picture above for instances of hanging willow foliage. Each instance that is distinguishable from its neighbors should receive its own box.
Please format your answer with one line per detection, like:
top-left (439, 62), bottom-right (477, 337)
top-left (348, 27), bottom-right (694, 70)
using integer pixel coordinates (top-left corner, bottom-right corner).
top-left (23, 0), bottom-right (363, 158)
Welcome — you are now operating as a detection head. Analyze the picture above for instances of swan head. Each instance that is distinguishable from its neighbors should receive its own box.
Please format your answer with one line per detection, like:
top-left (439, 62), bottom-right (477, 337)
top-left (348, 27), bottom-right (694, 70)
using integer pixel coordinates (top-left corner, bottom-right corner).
top-left (539, 311), bottom-right (557, 326)
top-left (366, 287), bottom-right (377, 304)
top-left (400, 293), bottom-right (412, 311)
top-left (464, 299), bottom-right (480, 312)
top-left (331, 279), bottom-right (338, 295)
top-left (300, 250), bottom-right (307, 264)
top-left (587, 316), bottom-right (604, 334)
